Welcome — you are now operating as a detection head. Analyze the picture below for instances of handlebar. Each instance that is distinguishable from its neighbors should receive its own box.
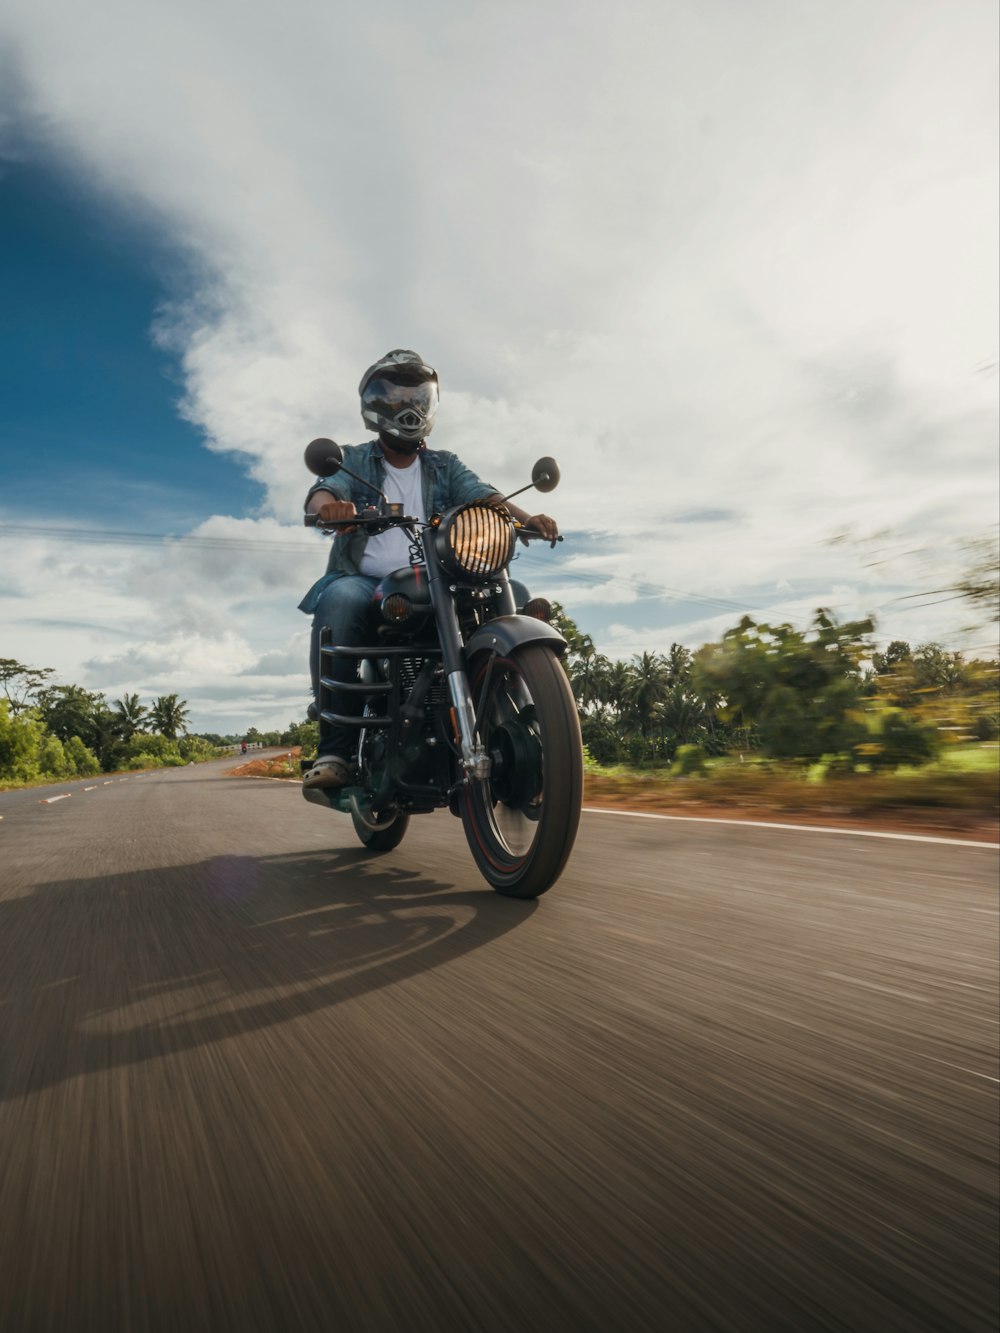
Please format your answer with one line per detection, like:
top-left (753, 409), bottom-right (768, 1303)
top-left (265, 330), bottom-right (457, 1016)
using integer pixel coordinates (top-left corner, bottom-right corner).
top-left (303, 511), bottom-right (418, 532)
top-left (304, 511), bottom-right (563, 544)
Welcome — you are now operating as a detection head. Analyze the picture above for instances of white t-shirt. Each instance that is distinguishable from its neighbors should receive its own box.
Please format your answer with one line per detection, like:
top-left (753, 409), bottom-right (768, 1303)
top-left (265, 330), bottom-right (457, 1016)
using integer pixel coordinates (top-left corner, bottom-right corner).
top-left (358, 457), bottom-right (427, 578)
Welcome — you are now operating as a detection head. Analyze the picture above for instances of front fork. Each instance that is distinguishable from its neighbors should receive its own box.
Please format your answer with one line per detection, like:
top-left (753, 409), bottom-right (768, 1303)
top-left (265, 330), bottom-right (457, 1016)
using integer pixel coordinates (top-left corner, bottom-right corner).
top-left (423, 530), bottom-right (515, 782)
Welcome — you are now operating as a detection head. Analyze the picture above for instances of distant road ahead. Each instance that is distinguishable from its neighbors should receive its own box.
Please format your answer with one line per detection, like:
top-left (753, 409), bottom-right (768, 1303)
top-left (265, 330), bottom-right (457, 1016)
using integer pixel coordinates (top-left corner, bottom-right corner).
top-left (1, 758), bottom-right (996, 1331)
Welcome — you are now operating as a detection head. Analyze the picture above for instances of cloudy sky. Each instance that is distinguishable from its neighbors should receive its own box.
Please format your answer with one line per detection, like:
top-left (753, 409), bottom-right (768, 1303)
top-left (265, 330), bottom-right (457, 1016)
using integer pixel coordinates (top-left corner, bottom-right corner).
top-left (1, 0), bottom-right (997, 733)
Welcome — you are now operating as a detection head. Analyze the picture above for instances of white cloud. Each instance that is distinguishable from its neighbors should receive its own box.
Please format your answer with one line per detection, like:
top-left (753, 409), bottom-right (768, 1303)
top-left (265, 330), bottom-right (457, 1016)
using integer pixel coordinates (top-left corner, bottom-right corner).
top-left (1, 0), bottom-right (996, 726)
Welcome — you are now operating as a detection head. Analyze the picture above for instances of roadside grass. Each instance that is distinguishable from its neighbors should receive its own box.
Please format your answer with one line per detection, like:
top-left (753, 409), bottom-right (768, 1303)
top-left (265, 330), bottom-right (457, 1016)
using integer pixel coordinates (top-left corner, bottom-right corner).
top-left (0, 751), bottom-right (232, 792)
top-left (229, 744), bottom-right (998, 831)
top-left (584, 745), bottom-right (999, 822)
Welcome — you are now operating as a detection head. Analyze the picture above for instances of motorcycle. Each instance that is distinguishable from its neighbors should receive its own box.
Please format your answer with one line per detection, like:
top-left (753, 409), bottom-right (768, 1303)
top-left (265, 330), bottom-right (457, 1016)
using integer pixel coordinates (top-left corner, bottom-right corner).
top-left (300, 437), bottom-right (583, 899)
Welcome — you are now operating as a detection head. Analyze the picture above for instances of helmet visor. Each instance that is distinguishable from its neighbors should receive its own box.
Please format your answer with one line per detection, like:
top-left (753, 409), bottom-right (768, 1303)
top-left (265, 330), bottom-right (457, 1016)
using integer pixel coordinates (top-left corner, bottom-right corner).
top-left (363, 378), bottom-right (438, 415)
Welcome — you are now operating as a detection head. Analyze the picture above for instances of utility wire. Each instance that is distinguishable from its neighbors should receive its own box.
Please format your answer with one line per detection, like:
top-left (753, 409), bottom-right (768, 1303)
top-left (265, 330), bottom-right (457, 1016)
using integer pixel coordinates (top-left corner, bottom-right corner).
top-left (1, 520), bottom-right (763, 613)
top-left (2, 520), bottom-right (978, 629)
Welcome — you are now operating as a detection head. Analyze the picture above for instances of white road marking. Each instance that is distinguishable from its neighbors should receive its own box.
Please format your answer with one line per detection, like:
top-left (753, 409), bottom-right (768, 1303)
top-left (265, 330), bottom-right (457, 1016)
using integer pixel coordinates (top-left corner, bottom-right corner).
top-left (83, 786), bottom-right (97, 792)
top-left (924, 1055), bottom-right (1000, 1083)
top-left (40, 794), bottom-right (72, 804)
top-left (581, 807), bottom-right (1000, 849)
top-left (821, 971), bottom-right (929, 1002)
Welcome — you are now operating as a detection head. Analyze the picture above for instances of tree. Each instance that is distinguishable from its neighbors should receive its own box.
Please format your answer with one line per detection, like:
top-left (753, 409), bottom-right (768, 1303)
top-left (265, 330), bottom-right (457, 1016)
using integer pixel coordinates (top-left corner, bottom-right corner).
top-left (911, 644), bottom-right (968, 692)
top-left (625, 652), bottom-right (671, 739)
top-left (568, 646), bottom-right (612, 713)
top-left (872, 641), bottom-right (911, 675)
top-left (656, 684), bottom-right (707, 747)
top-left (149, 694), bottom-right (190, 740)
top-left (36, 684), bottom-right (107, 750)
top-left (0, 659), bottom-right (55, 714)
top-left (0, 700), bottom-right (47, 782)
top-left (64, 735), bottom-right (101, 776)
top-left (113, 692), bottom-right (149, 741)
top-left (664, 643), bottom-right (693, 687)
top-left (692, 609), bottom-right (874, 760)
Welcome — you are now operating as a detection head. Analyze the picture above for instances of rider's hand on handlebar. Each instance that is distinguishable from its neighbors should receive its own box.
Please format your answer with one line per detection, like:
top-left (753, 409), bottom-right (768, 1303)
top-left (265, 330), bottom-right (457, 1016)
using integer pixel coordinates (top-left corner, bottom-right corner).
top-left (527, 514), bottom-right (558, 542)
top-left (520, 513), bottom-right (559, 546)
top-left (313, 497), bottom-right (358, 532)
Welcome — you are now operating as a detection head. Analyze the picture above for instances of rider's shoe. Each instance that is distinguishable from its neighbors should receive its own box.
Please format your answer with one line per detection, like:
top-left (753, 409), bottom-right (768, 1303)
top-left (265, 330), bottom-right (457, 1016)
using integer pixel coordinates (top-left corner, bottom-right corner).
top-left (302, 755), bottom-right (352, 789)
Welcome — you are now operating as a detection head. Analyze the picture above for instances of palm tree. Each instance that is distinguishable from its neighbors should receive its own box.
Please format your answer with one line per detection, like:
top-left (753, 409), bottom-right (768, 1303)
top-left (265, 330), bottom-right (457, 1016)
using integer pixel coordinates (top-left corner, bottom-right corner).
top-left (656, 684), bottom-right (707, 746)
top-left (602, 660), bottom-right (633, 720)
top-left (149, 693), bottom-right (190, 740)
top-left (112, 692), bottom-right (149, 741)
top-left (626, 652), bottom-right (671, 739)
top-left (568, 647), bottom-right (611, 714)
top-left (665, 643), bottom-right (693, 687)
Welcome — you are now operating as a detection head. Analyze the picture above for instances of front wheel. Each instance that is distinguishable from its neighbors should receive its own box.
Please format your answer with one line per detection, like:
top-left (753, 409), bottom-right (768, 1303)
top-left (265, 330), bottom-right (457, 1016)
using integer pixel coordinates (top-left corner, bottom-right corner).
top-left (462, 645), bottom-right (583, 898)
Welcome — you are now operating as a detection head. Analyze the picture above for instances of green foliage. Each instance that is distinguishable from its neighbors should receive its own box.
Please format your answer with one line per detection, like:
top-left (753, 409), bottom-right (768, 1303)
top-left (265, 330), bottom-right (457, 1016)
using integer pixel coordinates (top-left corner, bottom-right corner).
top-left (0, 701), bottom-right (47, 782)
top-left (282, 719), bottom-right (320, 753)
top-left (693, 609), bottom-right (874, 761)
top-left (123, 734), bottom-right (185, 767)
top-left (0, 659), bottom-right (55, 714)
top-left (112, 692), bottom-right (149, 741)
top-left (853, 704), bottom-right (939, 769)
top-left (149, 693), bottom-right (190, 740)
top-left (64, 735), bottom-right (101, 776)
top-left (671, 744), bottom-right (707, 777)
top-left (178, 735), bottom-right (222, 763)
top-left (36, 684), bottom-right (107, 749)
top-left (39, 735), bottom-right (68, 776)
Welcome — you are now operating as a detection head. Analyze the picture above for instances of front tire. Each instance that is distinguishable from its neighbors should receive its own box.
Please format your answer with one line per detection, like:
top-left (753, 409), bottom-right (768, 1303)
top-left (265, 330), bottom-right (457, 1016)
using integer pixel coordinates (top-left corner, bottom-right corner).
top-left (462, 646), bottom-right (583, 898)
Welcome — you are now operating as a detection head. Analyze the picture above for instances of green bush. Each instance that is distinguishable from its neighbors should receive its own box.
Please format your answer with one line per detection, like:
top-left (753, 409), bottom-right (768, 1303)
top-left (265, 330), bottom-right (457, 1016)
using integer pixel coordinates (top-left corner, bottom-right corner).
top-left (39, 735), bottom-right (69, 776)
top-left (671, 744), bottom-right (707, 777)
top-left (64, 735), bottom-right (101, 776)
top-left (122, 734), bottom-right (184, 767)
top-left (580, 715), bottom-right (625, 766)
top-left (855, 706), bottom-right (939, 770)
top-left (0, 702), bottom-right (46, 782)
top-left (127, 752), bottom-right (159, 770)
top-left (178, 735), bottom-right (221, 763)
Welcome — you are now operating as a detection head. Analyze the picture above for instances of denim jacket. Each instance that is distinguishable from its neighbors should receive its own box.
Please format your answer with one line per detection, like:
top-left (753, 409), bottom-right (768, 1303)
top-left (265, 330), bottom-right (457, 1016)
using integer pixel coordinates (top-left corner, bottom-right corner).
top-left (298, 440), bottom-right (497, 613)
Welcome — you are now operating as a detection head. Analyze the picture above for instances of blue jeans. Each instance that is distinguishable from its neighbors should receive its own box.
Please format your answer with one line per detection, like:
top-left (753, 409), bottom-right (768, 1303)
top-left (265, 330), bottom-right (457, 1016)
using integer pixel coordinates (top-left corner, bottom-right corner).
top-left (310, 575), bottom-right (531, 760)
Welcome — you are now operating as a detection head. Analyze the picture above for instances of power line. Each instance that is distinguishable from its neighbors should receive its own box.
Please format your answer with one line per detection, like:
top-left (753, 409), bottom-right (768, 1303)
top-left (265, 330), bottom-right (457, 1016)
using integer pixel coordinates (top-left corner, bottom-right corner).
top-left (3, 519), bottom-right (980, 629)
top-left (1, 519), bottom-right (764, 612)
top-left (0, 522), bottom-right (317, 555)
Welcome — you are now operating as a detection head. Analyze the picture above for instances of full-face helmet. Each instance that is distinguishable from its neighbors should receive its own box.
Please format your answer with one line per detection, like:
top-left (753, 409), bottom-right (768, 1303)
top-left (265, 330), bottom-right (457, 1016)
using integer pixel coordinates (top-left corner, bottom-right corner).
top-left (359, 349), bottom-right (439, 445)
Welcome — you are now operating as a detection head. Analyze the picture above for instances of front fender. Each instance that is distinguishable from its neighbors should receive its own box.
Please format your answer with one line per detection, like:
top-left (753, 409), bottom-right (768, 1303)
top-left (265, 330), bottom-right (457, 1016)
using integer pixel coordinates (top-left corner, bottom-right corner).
top-left (464, 614), bottom-right (567, 661)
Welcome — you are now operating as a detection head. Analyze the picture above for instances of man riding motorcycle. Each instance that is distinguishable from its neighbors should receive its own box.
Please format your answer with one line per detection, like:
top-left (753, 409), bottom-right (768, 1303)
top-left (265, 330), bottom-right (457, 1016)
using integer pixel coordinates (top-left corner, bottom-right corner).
top-left (298, 349), bottom-right (558, 789)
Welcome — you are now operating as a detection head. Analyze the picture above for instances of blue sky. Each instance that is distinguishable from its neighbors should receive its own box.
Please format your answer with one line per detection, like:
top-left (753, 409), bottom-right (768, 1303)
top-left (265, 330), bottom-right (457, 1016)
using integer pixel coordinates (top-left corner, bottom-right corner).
top-left (1, 159), bottom-right (261, 528)
top-left (0, 0), bottom-right (996, 733)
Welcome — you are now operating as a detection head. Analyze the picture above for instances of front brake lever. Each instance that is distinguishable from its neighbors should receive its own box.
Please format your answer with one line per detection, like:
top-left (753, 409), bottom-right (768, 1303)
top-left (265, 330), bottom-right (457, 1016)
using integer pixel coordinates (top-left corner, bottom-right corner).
top-left (515, 525), bottom-right (564, 549)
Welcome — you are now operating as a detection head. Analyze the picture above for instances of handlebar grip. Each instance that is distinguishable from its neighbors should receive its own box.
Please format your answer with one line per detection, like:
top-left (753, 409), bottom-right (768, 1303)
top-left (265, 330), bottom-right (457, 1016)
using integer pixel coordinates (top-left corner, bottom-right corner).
top-left (304, 513), bottom-right (357, 530)
top-left (518, 528), bottom-right (564, 543)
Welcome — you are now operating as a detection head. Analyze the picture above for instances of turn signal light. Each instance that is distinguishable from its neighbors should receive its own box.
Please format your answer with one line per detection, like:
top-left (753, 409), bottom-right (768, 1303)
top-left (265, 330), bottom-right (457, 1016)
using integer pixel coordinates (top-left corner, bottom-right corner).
top-left (522, 597), bottom-right (553, 622)
top-left (381, 593), bottom-right (412, 623)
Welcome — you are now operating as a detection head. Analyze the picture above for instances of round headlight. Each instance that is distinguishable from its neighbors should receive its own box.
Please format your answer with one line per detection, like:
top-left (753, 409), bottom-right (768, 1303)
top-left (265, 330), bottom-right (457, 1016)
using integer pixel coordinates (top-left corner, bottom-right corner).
top-left (435, 505), bottom-right (515, 579)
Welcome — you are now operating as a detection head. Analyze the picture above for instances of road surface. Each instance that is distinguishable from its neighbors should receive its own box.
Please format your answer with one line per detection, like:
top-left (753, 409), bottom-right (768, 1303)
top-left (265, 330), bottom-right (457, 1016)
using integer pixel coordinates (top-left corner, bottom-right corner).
top-left (1, 758), bottom-right (997, 1331)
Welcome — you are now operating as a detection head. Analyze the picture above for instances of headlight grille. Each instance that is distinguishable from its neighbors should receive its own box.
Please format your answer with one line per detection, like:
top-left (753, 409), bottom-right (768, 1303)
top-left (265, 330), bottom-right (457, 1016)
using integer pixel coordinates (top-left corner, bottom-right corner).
top-left (443, 505), bottom-right (515, 578)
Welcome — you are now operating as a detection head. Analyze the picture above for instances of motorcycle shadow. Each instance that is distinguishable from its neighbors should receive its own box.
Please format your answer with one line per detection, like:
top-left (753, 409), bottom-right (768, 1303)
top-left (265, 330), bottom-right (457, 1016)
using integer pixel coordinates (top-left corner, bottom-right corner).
top-left (0, 847), bottom-right (536, 1101)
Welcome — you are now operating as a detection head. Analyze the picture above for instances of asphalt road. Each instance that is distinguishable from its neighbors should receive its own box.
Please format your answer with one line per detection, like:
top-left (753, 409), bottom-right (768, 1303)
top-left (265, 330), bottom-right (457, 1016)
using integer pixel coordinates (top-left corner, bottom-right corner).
top-left (1, 758), bottom-right (997, 1332)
